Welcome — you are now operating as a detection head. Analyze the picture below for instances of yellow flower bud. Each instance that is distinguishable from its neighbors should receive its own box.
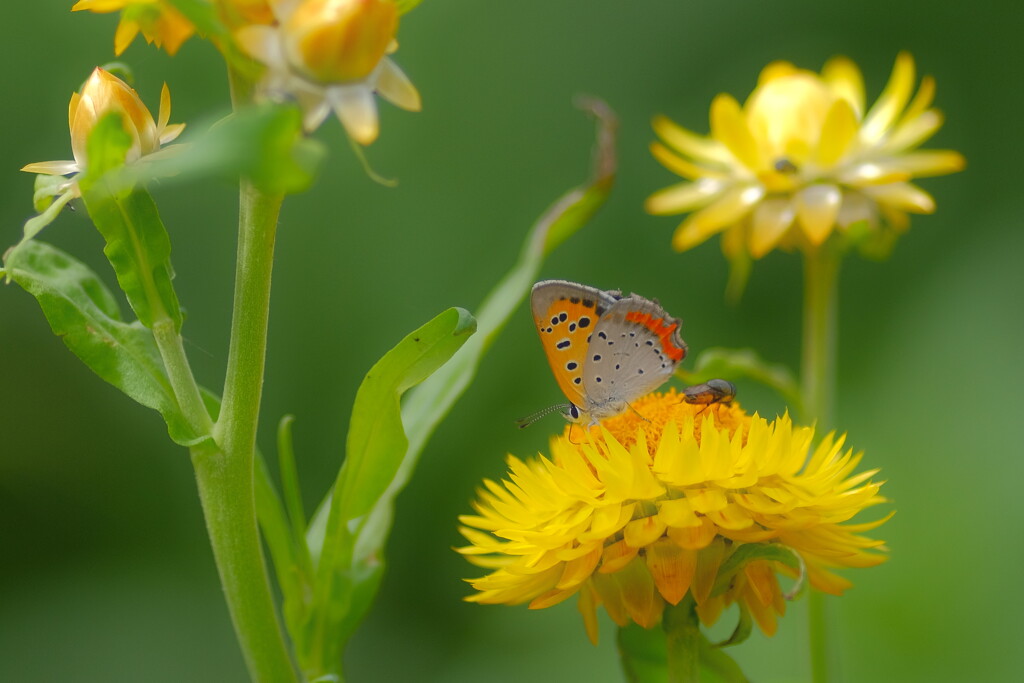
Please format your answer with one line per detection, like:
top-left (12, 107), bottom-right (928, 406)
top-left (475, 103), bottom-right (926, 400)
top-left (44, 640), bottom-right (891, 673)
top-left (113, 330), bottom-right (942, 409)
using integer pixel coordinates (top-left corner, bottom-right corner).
top-left (284, 0), bottom-right (398, 83)
top-left (69, 68), bottom-right (160, 169)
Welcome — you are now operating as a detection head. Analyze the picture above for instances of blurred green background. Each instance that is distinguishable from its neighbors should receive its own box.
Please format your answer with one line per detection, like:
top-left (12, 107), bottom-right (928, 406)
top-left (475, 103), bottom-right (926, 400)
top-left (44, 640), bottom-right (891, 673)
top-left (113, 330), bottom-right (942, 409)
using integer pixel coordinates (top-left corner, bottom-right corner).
top-left (2, 1), bottom-right (1021, 681)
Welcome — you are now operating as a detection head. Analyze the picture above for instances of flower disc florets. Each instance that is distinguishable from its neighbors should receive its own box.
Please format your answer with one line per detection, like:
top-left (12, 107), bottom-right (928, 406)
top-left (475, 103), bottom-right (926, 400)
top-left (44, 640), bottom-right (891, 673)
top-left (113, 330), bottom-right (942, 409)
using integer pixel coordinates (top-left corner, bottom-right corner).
top-left (457, 391), bottom-right (888, 642)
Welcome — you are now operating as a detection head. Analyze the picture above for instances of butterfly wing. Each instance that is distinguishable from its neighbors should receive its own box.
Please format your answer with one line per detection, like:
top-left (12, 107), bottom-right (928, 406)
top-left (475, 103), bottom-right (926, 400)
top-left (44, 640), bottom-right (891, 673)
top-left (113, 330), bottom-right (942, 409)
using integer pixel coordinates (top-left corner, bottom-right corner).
top-left (531, 280), bottom-right (622, 407)
top-left (582, 294), bottom-right (687, 408)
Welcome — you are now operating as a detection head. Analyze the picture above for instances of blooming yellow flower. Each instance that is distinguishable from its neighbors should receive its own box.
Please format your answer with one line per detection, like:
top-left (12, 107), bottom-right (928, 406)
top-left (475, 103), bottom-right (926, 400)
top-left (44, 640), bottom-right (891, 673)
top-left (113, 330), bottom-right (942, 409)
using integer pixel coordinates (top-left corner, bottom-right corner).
top-left (457, 391), bottom-right (888, 642)
top-left (236, 0), bottom-right (421, 144)
top-left (72, 0), bottom-right (196, 56)
top-left (646, 53), bottom-right (964, 258)
top-left (22, 67), bottom-right (184, 186)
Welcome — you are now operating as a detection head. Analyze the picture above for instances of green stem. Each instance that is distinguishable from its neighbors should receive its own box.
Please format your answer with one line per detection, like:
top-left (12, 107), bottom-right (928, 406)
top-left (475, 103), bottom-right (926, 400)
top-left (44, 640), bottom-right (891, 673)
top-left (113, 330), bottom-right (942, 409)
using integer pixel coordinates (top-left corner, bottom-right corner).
top-left (192, 442), bottom-right (297, 682)
top-left (664, 598), bottom-right (701, 683)
top-left (152, 319), bottom-right (213, 437)
top-left (196, 179), bottom-right (292, 682)
top-left (800, 244), bottom-right (841, 683)
top-left (800, 245), bottom-right (840, 431)
top-left (216, 182), bottom-right (282, 455)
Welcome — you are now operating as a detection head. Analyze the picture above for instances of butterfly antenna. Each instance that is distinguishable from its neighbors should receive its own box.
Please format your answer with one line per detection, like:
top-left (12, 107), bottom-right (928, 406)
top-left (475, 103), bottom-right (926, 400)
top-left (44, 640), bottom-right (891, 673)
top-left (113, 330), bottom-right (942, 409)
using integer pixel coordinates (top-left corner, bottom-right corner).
top-left (627, 403), bottom-right (652, 423)
top-left (515, 404), bottom-right (570, 429)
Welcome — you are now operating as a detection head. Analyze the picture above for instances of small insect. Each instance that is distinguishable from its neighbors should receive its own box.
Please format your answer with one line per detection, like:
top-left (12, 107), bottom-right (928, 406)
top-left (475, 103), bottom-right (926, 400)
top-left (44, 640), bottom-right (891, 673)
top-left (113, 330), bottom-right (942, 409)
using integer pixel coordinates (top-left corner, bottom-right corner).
top-left (682, 379), bottom-right (737, 407)
top-left (523, 279), bottom-right (687, 426)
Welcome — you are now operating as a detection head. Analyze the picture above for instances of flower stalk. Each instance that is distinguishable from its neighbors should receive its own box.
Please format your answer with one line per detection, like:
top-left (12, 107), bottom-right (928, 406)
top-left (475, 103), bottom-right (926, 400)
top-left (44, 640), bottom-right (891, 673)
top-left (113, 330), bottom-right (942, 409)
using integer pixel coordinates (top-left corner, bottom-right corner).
top-left (664, 598), bottom-right (700, 683)
top-left (800, 243), bottom-right (842, 683)
top-left (182, 66), bottom-right (295, 682)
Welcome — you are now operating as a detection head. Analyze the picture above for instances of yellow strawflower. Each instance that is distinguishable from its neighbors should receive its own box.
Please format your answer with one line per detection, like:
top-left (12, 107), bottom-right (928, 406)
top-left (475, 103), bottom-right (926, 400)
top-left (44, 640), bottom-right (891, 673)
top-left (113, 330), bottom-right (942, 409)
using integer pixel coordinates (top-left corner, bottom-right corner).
top-left (72, 0), bottom-right (196, 56)
top-left (457, 391), bottom-right (888, 642)
top-left (22, 68), bottom-right (184, 188)
top-left (237, 0), bottom-right (420, 144)
top-left (647, 53), bottom-right (964, 258)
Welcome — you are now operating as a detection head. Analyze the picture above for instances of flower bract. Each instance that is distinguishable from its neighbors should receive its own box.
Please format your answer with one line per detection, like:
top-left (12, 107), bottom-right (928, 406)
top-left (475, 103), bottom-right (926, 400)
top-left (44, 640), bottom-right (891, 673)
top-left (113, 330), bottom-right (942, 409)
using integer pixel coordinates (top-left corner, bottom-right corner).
top-left (457, 391), bottom-right (888, 642)
top-left (646, 53), bottom-right (964, 258)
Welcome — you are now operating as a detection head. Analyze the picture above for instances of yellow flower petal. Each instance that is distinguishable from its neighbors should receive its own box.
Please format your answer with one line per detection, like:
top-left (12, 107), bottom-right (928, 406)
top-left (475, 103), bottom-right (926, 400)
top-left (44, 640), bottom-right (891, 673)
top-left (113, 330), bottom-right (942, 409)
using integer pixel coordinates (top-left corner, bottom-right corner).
top-left (21, 160), bottom-right (80, 175)
top-left (862, 51), bottom-right (915, 144)
top-left (864, 182), bottom-right (936, 213)
top-left (794, 183), bottom-right (842, 244)
top-left (821, 55), bottom-right (865, 117)
top-left (650, 142), bottom-right (729, 181)
top-left (645, 538), bottom-right (696, 605)
top-left (376, 58), bottom-right (421, 111)
top-left (897, 74), bottom-right (936, 130)
top-left (814, 98), bottom-right (859, 167)
top-left (710, 93), bottom-right (763, 171)
top-left (883, 110), bottom-right (944, 153)
top-left (749, 197), bottom-right (796, 258)
top-left (333, 88), bottom-right (379, 145)
top-left (114, 18), bottom-right (141, 56)
top-left (652, 114), bottom-right (732, 165)
top-left (672, 185), bottom-right (764, 252)
top-left (644, 179), bottom-right (725, 216)
top-left (757, 60), bottom-right (799, 85)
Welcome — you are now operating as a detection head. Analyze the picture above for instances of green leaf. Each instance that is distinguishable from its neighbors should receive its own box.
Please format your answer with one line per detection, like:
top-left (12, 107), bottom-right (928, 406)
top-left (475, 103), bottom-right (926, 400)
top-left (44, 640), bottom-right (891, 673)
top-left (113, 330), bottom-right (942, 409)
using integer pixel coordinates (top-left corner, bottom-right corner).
top-left (617, 622), bottom-right (750, 683)
top-left (711, 543), bottom-right (801, 599)
top-left (618, 623), bottom-right (668, 683)
top-left (305, 307), bottom-right (476, 672)
top-left (134, 105), bottom-right (325, 195)
top-left (714, 604), bottom-right (752, 648)
top-left (293, 99), bottom-right (617, 677)
top-left (78, 114), bottom-right (183, 332)
top-left (676, 347), bottom-right (802, 413)
top-left (696, 634), bottom-right (750, 683)
top-left (32, 173), bottom-right (71, 213)
top-left (3, 241), bottom-right (201, 445)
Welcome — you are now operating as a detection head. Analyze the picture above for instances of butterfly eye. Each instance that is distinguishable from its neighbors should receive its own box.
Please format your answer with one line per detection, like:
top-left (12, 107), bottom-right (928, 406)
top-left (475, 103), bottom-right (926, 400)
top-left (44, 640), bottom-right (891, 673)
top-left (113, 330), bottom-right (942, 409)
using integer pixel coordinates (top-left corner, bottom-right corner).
top-left (568, 404), bottom-right (580, 420)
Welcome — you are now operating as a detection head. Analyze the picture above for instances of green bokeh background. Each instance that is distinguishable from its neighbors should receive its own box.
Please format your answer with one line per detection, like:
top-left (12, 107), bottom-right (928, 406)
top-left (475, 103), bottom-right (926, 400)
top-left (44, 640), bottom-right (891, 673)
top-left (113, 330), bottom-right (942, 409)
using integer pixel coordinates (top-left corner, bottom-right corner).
top-left (2, 1), bottom-right (1020, 681)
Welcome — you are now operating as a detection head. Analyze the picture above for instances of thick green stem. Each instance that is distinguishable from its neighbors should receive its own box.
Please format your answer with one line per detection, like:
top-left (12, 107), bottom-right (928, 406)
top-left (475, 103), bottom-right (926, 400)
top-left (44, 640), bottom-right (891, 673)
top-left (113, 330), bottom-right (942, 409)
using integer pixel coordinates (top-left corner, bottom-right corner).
top-left (217, 182), bottom-right (282, 455)
top-left (192, 442), bottom-right (296, 682)
top-left (664, 598), bottom-right (701, 683)
top-left (196, 180), bottom-right (293, 682)
top-left (801, 245), bottom-right (841, 683)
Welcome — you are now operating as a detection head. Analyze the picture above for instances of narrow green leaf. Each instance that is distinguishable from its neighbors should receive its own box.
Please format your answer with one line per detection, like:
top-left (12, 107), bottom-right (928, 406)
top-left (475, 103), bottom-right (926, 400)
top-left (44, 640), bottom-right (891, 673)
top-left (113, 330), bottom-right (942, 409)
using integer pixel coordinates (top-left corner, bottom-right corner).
top-left (714, 604), bottom-right (753, 648)
top-left (255, 449), bottom-right (314, 655)
top-left (78, 114), bottom-right (183, 332)
top-left (711, 543), bottom-right (801, 598)
top-left (297, 100), bottom-right (618, 676)
top-left (277, 415), bottom-right (309, 551)
top-left (305, 308), bottom-right (476, 672)
top-left (3, 241), bottom-right (200, 445)
top-left (676, 347), bottom-right (802, 413)
top-left (335, 307), bottom-right (476, 523)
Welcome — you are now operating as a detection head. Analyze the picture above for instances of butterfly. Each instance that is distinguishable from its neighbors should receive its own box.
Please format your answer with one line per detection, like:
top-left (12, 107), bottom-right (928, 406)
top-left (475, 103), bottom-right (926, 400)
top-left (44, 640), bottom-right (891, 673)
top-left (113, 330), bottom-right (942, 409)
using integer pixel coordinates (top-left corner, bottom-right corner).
top-left (526, 279), bottom-right (688, 425)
